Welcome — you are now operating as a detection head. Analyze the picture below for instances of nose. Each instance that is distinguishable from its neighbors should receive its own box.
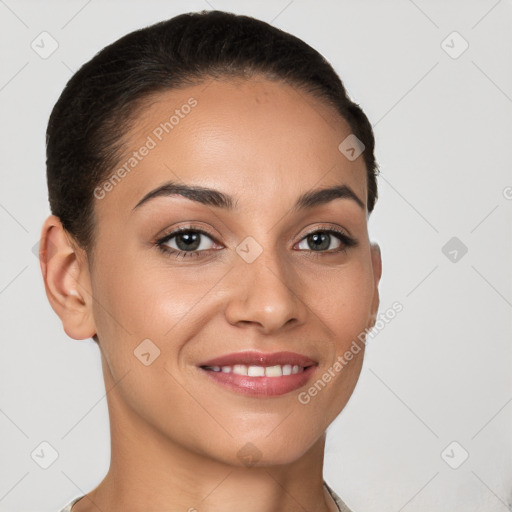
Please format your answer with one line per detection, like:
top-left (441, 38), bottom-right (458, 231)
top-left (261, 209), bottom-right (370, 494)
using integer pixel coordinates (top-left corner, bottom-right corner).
top-left (223, 247), bottom-right (307, 334)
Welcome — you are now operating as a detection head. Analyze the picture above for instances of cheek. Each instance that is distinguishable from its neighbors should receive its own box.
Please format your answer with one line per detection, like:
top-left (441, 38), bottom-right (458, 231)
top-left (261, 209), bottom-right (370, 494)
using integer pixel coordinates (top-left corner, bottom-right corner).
top-left (89, 252), bottom-right (208, 427)
top-left (296, 263), bottom-right (372, 425)
top-left (89, 245), bottom-right (228, 374)
top-left (310, 258), bottom-right (375, 341)
top-left (92, 245), bottom-right (200, 331)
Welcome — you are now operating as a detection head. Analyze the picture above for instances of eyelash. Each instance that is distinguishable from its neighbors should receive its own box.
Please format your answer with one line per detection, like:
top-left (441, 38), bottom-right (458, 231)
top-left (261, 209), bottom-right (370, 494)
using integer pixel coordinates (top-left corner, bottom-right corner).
top-left (154, 225), bottom-right (358, 260)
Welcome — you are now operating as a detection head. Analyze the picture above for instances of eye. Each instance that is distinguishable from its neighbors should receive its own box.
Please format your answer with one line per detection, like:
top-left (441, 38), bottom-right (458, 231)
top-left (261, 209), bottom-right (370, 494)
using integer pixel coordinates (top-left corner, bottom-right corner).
top-left (155, 227), bottom-right (220, 259)
top-left (296, 228), bottom-right (357, 253)
top-left (155, 225), bottom-right (357, 261)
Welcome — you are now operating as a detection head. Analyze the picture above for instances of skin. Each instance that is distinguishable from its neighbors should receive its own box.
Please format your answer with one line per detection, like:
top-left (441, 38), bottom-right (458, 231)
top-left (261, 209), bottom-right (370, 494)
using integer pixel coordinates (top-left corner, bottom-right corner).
top-left (40, 76), bottom-right (382, 512)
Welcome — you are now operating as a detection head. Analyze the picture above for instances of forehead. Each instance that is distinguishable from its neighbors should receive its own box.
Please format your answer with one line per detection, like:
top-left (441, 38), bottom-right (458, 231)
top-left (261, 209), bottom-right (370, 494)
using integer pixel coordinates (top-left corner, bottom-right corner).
top-left (94, 77), bottom-right (368, 217)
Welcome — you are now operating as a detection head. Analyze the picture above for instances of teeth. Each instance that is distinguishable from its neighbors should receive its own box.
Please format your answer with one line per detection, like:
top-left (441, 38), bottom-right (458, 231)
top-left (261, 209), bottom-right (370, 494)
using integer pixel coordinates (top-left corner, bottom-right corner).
top-left (233, 364), bottom-right (248, 375)
top-left (248, 365), bottom-right (265, 377)
top-left (207, 364), bottom-right (305, 376)
top-left (265, 365), bottom-right (282, 377)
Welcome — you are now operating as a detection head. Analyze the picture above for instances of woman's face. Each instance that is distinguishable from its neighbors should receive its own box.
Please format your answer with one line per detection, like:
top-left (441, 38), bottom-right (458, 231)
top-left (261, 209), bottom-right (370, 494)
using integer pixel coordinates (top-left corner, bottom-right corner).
top-left (59, 77), bottom-right (381, 466)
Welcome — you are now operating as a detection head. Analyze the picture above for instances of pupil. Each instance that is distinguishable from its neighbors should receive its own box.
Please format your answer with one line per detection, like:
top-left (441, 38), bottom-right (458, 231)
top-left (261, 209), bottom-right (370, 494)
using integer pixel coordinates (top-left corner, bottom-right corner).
top-left (309, 232), bottom-right (329, 251)
top-left (177, 232), bottom-right (200, 251)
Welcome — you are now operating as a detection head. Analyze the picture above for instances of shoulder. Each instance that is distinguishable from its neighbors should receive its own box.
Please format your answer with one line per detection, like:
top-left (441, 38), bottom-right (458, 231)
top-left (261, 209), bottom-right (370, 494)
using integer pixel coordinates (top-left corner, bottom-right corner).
top-left (58, 495), bottom-right (85, 512)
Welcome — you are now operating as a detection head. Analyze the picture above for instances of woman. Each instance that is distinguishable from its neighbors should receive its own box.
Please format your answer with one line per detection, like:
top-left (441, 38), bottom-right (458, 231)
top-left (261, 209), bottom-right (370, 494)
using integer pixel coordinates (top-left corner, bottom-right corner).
top-left (39, 9), bottom-right (382, 512)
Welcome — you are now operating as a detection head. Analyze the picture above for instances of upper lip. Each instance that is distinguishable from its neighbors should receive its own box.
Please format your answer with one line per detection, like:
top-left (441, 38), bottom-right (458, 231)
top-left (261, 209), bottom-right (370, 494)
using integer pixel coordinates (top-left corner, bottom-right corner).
top-left (199, 351), bottom-right (318, 368)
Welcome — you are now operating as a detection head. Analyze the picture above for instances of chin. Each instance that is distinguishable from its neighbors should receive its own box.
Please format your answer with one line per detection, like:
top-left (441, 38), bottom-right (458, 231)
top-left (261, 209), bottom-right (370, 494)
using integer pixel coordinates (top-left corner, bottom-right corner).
top-left (222, 431), bottom-right (321, 468)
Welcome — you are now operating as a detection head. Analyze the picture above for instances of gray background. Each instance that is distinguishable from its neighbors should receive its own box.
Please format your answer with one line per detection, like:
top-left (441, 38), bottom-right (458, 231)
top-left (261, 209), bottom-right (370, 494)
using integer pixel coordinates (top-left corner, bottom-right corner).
top-left (1, 0), bottom-right (511, 510)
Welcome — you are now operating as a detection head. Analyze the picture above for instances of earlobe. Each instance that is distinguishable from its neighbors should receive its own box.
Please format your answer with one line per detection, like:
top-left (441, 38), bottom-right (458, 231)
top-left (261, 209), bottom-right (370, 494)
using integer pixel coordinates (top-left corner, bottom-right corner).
top-left (39, 215), bottom-right (97, 340)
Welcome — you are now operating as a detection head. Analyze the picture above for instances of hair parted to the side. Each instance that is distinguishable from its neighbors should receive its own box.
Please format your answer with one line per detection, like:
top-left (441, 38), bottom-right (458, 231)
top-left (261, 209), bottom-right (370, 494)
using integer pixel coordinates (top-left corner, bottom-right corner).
top-left (46, 9), bottom-right (379, 268)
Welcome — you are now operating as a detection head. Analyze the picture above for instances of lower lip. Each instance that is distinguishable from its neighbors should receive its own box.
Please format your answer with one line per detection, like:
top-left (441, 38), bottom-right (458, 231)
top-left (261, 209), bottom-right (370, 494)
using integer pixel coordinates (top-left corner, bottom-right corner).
top-left (199, 366), bottom-right (318, 397)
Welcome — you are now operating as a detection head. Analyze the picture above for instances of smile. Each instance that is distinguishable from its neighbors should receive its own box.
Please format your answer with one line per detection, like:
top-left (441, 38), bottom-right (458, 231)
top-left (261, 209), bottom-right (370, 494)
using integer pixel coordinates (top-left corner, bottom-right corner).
top-left (198, 351), bottom-right (318, 397)
top-left (203, 364), bottom-right (305, 376)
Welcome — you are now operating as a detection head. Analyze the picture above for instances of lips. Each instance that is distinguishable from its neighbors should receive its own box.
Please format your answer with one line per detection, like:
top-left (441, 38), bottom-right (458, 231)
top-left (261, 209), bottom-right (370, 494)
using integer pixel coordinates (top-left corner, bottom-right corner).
top-left (198, 351), bottom-right (319, 397)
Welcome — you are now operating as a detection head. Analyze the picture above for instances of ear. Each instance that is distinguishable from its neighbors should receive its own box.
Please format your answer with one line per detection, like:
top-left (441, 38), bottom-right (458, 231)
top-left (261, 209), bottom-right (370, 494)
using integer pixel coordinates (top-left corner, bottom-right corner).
top-left (38, 215), bottom-right (97, 340)
top-left (368, 242), bottom-right (382, 329)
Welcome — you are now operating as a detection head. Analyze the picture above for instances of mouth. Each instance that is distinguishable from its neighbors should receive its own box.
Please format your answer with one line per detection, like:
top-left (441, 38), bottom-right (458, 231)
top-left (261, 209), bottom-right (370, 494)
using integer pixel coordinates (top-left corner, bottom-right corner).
top-left (198, 351), bottom-right (319, 397)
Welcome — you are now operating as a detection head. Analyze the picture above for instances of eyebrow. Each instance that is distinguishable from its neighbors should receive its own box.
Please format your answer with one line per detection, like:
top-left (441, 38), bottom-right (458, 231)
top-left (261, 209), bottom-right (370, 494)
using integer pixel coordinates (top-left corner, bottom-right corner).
top-left (132, 180), bottom-right (365, 212)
